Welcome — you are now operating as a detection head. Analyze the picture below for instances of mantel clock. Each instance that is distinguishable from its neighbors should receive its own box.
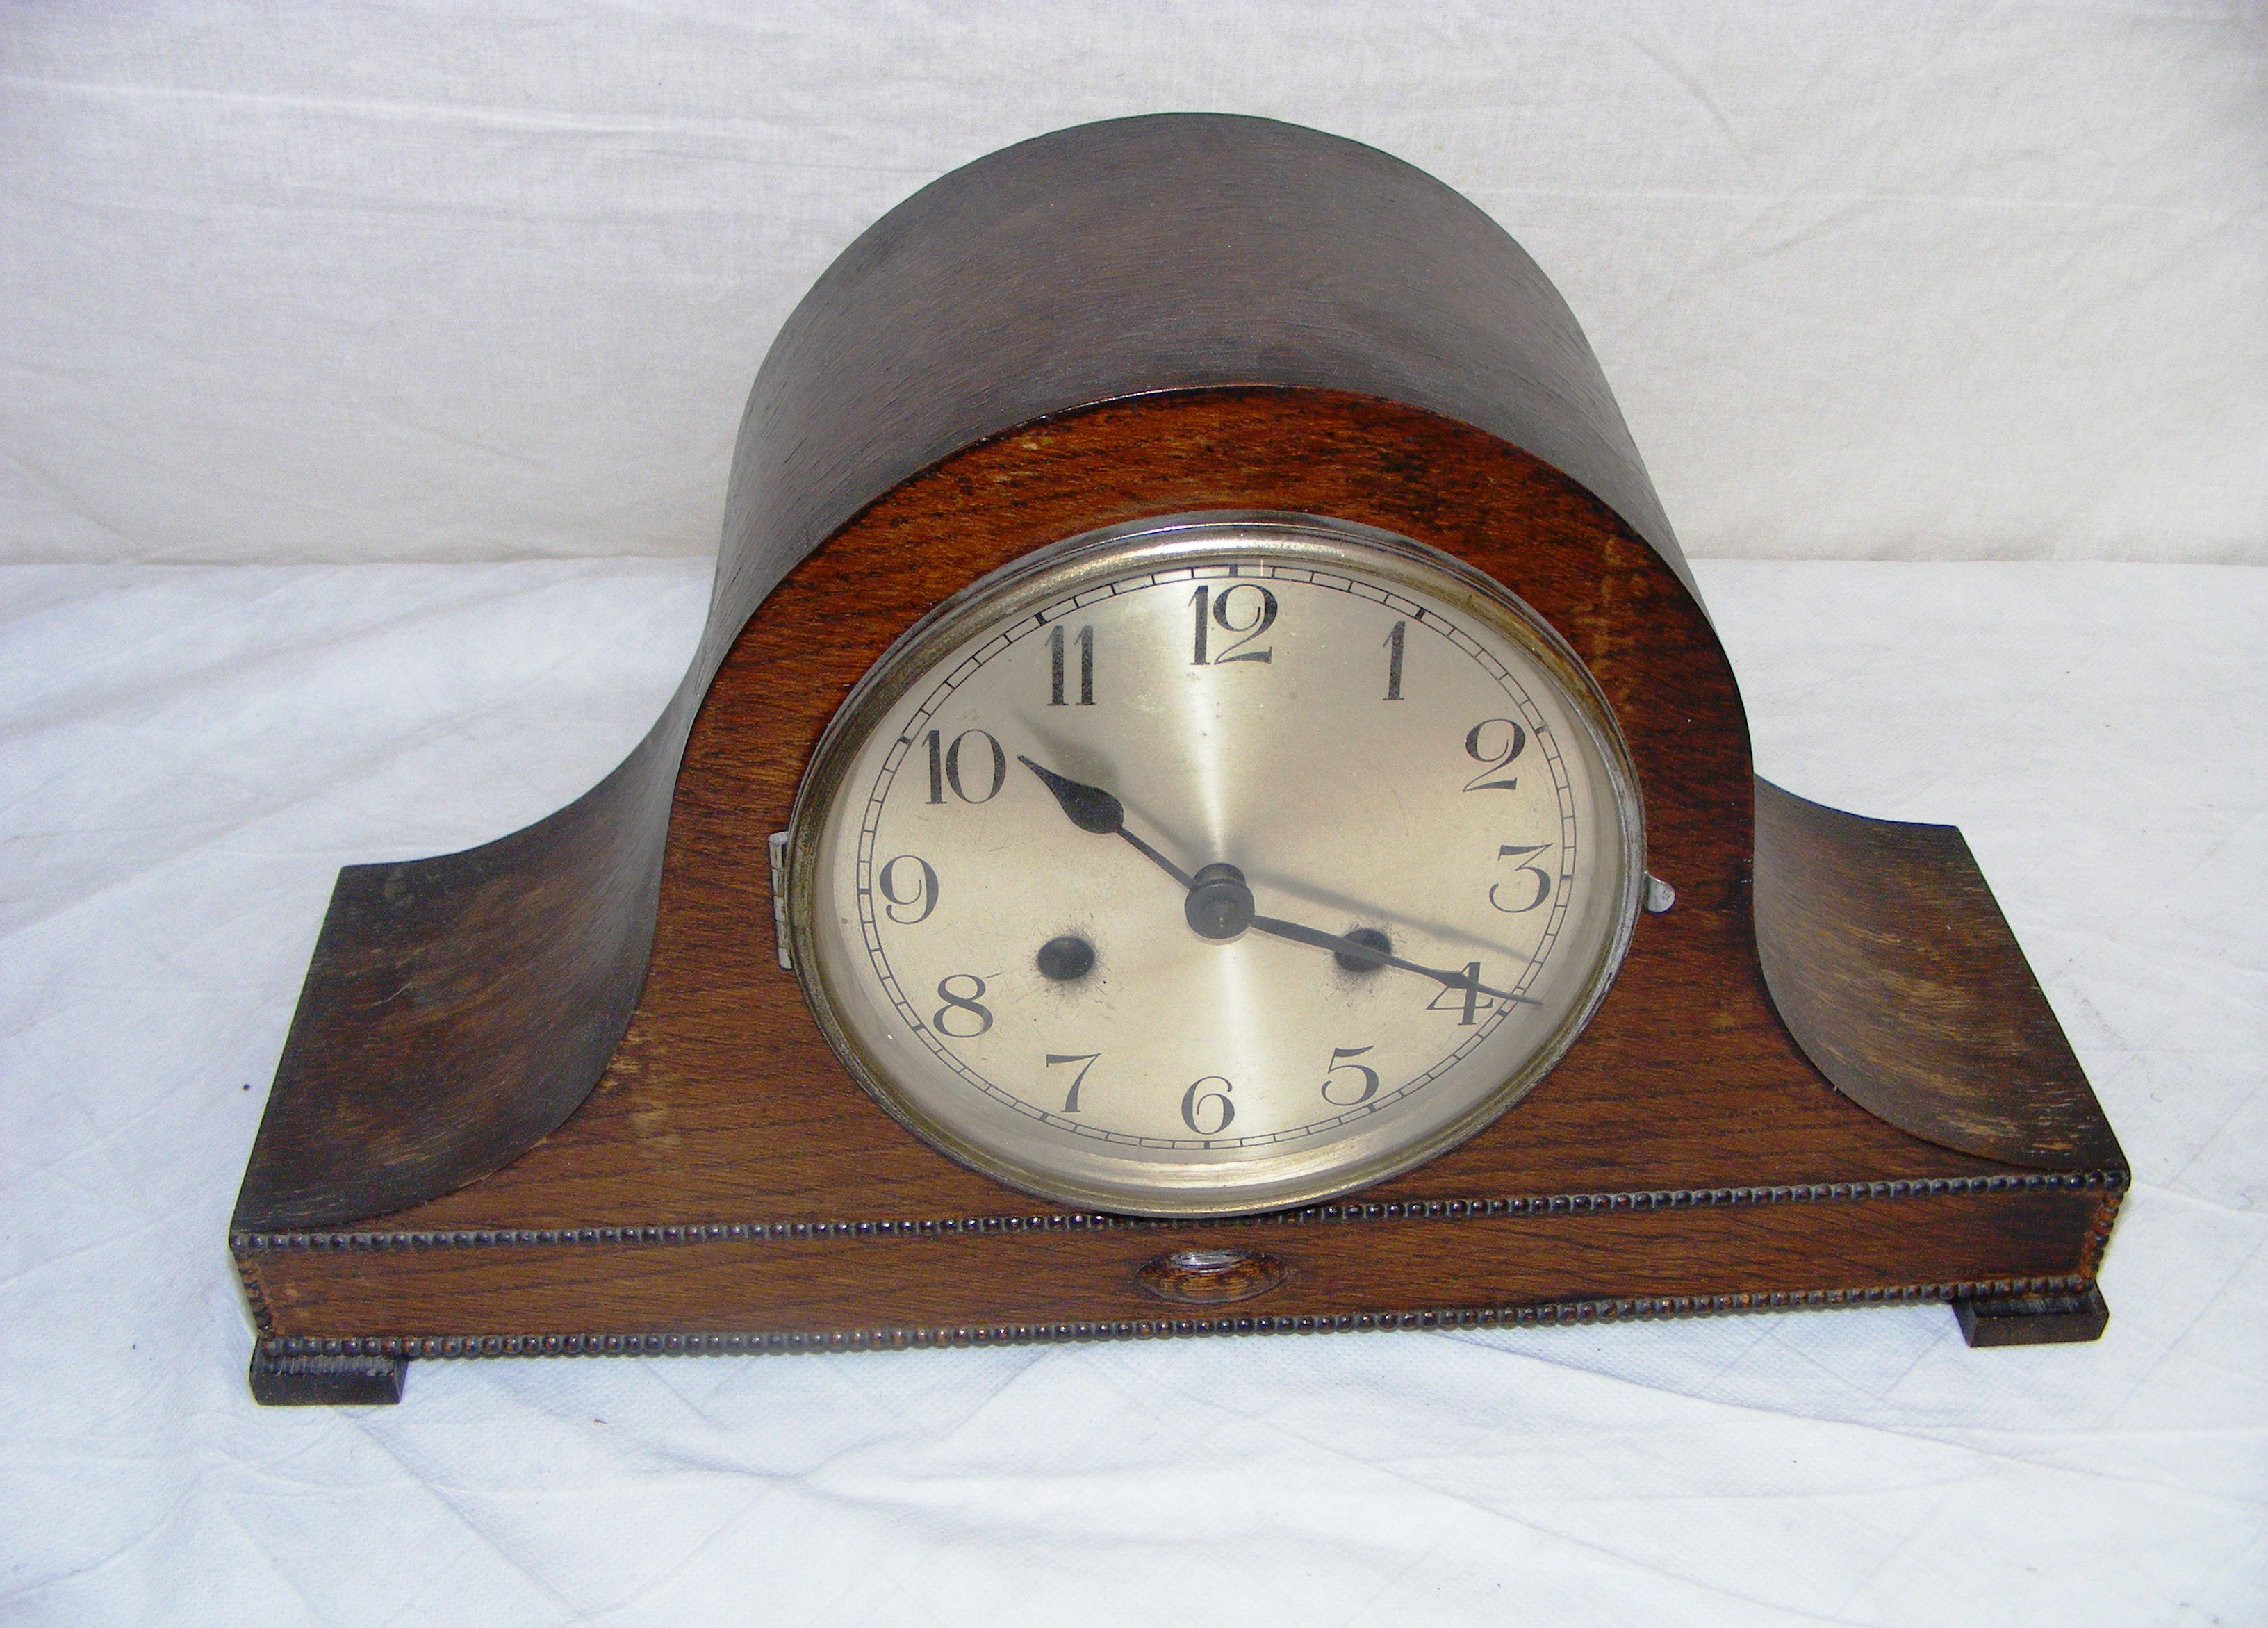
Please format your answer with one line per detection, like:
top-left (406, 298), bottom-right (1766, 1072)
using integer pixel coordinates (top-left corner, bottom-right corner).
top-left (230, 115), bottom-right (2124, 1404)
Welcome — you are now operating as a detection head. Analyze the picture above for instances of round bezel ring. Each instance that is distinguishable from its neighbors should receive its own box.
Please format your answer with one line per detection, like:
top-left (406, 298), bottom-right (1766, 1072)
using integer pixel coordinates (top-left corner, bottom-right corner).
top-left (784, 511), bottom-right (1648, 1217)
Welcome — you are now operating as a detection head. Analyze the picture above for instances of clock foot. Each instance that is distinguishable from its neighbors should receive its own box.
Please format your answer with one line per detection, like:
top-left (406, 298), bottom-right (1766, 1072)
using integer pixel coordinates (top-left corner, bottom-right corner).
top-left (248, 1347), bottom-right (406, 1406)
top-left (1953, 1284), bottom-right (2108, 1347)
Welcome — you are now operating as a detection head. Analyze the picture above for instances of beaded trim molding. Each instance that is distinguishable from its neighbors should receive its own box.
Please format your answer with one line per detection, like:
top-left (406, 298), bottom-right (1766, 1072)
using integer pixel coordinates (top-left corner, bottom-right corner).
top-left (230, 1167), bottom-right (2127, 1256)
top-left (233, 1176), bottom-right (2126, 1348)
top-left (250, 1274), bottom-right (2099, 1363)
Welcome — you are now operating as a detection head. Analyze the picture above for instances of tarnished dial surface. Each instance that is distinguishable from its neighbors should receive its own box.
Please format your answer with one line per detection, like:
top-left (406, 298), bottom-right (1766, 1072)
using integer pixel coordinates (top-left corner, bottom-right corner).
top-left (786, 514), bottom-right (1644, 1216)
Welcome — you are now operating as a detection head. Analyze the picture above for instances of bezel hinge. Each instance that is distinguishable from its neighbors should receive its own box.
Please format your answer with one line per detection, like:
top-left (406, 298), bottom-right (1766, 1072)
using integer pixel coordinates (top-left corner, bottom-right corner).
top-left (768, 832), bottom-right (792, 969)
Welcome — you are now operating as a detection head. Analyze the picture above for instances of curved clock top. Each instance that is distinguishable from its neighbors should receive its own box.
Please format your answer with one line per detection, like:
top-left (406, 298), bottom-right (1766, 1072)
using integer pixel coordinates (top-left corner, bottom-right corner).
top-left (710, 112), bottom-right (1692, 676)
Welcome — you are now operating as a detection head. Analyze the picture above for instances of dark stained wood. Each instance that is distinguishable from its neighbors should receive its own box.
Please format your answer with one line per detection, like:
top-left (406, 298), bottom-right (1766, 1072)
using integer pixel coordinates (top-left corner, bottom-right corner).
top-left (351, 391), bottom-right (2111, 1229)
top-left (1954, 1285), bottom-right (2111, 1347)
top-left (247, 1349), bottom-right (406, 1406)
top-left (377, 390), bottom-right (1793, 1231)
top-left (233, 392), bottom-right (2125, 1370)
top-left (228, 115), bottom-right (2126, 1383)
top-left (231, 746), bottom-right (677, 1231)
top-left (233, 113), bottom-right (1700, 1231)
top-left (243, 1185), bottom-right (2109, 1347)
top-left (1755, 780), bottom-right (2123, 1170)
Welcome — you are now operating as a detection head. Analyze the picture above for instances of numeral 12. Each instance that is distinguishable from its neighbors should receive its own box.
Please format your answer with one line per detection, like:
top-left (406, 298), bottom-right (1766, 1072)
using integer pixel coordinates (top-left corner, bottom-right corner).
top-left (1191, 583), bottom-right (1277, 666)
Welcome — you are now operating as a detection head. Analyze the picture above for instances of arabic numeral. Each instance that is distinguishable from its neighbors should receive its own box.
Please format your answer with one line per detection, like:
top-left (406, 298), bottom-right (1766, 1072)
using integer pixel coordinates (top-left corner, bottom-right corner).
top-left (1181, 1076), bottom-right (1235, 1135)
top-left (932, 973), bottom-right (994, 1039)
top-left (876, 854), bottom-right (939, 925)
top-left (1490, 844), bottom-right (1554, 913)
top-left (923, 727), bottom-right (1006, 805)
top-left (1322, 1045), bottom-right (1381, 1108)
top-left (1046, 1051), bottom-right (1101, 1113)
top-left (1462, 718), bottom-right (1527, 792)
top-left (1047, 624), bottom-right (1094, 707)
top-left (1425, 962), bottom-right (1486, 1026)
top-left (1191, 582), bottom-right (1276, 666)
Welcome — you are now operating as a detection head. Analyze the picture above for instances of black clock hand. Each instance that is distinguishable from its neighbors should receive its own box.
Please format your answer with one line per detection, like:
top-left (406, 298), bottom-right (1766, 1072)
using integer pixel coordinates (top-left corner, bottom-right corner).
top-left (1246, 914), bottom-right (1536, 1005)
top-left (1019, 754), bottom-right (1535, 1008)
top-left (1017, 755), bottom-right (1195, 889)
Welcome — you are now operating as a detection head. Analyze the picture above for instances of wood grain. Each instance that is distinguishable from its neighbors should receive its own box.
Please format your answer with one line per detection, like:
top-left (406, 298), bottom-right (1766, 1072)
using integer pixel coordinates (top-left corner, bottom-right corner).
top-left (234, 391), bottom-right (2125, 1358)
top-left (1955, 1285), bottom-right (2112, 1347)
top-left (232, 113), bottom-right (1698, 1231)
top-left (370, 389), bottom-right (1989, 1231)
top-left (228, 115), bottom-right (2126, 1372)
top-left (1756, 780), bottom-right (2123, 1169)
top-left (247, 1187), bottom-right (2106, 1344)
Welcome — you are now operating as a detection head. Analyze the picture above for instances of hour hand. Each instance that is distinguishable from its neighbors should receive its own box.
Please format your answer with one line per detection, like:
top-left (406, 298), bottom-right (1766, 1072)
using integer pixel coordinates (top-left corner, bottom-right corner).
top-left (1017, 755), bottom-right (1195, 889)
top-left (1245, 914), bottom-right (1538, 1006)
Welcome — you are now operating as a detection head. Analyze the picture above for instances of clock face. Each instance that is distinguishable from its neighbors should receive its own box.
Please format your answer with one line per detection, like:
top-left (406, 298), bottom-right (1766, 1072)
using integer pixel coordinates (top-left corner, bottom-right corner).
top-left (786, 513), bottom-right (1643, 1215)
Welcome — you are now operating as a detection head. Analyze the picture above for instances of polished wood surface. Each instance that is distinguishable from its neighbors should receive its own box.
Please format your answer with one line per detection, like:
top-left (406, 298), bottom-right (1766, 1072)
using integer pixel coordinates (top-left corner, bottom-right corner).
top-left (1756, 780), bottom-right (2123, 1169)
top-left (233, 113), bottom-right (1698, 1231)
top-left (233, 392), bottom-right (2125, 1364)
top-left (229, 116), bottom-right (2126, 1382)
top-left (247, 1187), bottom-right (2109, 1346)
top-left (378, 388), bottom-right (2060, 1226)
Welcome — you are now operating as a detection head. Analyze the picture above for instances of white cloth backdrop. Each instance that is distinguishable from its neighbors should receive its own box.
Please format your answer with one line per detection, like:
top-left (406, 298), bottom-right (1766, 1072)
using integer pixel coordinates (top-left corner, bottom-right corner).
top-left (2, 4), bottom-right (2265, 1625)
top-left (1, 559), bottom-right (2261, 1622)
top-left (1, 1), bottom-right (2262, 568)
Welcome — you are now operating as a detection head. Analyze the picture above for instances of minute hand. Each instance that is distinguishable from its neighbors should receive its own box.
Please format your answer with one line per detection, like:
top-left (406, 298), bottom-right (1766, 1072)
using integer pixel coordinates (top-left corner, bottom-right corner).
top-left (1245, 914), bottom-right (1538, 1005)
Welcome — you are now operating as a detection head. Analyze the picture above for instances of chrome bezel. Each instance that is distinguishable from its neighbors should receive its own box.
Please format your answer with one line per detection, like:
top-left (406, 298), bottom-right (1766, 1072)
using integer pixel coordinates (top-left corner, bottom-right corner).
top-left (784, 511), bottom-right (1647, 1217)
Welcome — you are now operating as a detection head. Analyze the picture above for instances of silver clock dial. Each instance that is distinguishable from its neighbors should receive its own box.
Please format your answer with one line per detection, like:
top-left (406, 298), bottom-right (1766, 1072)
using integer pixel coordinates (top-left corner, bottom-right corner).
top-left (787, 514), bottom-right (1643, 1215)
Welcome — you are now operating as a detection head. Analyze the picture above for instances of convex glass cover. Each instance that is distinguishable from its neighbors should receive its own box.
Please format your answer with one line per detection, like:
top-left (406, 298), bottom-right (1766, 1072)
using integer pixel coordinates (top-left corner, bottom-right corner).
top-left (785, 513), bottom-right (1645, 1215)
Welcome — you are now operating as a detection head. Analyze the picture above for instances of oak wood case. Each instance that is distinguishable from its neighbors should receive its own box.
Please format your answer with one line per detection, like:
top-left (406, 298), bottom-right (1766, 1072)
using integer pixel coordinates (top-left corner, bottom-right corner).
top-left (229, 115), bottom-right (2123, 1398)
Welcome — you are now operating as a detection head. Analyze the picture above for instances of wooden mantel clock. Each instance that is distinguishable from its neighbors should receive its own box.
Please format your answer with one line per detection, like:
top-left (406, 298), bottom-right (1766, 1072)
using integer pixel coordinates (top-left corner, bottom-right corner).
top-left (232, 115), bottom-right (2125, 1404)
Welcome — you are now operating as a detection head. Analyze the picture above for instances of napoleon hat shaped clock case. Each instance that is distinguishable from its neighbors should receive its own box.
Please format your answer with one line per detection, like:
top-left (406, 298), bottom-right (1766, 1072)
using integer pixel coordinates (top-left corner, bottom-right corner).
top-left (230, 115), bottom-right (2124, 1405)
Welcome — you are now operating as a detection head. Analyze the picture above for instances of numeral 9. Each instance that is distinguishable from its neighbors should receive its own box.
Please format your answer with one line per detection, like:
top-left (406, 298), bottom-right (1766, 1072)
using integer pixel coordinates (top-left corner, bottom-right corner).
top-left (876, 854), bottom-right (939, 925)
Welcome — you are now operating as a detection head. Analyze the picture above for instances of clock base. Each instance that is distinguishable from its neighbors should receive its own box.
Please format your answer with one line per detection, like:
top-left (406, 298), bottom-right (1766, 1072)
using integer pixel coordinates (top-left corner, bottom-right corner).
top-left (233, 1168), bottom-right (2120, 1406)
top-left (245, 1289), bottom-right (2113, 1411)
top-left (234, 1188), bottom-right (2114, 1408)
top-left (245, 1293), bottom-right (2112, 1408)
